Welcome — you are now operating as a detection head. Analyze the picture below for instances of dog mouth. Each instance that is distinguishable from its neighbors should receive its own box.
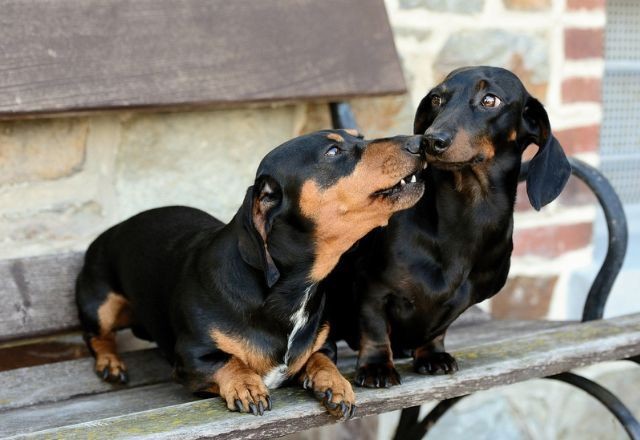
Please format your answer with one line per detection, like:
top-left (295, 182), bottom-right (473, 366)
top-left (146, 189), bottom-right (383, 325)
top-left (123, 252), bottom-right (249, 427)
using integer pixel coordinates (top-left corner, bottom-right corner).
top-left (373, 168), bottom-right (425, 199)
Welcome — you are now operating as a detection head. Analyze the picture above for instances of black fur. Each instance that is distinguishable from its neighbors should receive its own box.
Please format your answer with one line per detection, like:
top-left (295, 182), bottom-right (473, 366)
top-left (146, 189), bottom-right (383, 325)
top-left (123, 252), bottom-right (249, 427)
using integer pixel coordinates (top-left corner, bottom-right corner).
top-left (323, 66), bottom-right (571, 387)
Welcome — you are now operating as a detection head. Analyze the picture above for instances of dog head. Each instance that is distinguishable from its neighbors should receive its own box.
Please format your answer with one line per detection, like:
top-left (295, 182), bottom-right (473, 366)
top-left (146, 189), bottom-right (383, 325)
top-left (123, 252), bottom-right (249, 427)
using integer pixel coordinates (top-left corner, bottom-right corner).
top-left (414, 66), bottom-right (571, 210)
top-left (238, 129), bottom-right (427, 287)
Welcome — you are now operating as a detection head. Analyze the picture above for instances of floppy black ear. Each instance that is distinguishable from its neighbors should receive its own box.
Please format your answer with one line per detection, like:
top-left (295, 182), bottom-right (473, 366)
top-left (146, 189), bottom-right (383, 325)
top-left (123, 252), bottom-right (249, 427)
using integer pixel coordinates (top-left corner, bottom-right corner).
top-left (237, 176), bottom-right (282, 288)
top-left (520, 97), bottom-right (571, 211)
top-left (413, 94), bottom-right (436, 135)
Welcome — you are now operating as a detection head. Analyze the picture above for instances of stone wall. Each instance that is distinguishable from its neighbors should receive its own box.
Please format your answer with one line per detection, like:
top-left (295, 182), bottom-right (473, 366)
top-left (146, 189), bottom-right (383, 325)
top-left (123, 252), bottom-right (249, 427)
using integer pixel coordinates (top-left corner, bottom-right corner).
top-left (2, 0), bottom-right (635, 438)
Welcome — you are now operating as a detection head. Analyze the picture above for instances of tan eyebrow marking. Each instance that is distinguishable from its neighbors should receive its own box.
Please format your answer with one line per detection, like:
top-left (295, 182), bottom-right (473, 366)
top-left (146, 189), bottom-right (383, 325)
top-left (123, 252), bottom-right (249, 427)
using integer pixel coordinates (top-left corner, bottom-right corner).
top-left (326, 133), bottom-right (345, 142)
top-left (343, 129), bottom-right (360, 137)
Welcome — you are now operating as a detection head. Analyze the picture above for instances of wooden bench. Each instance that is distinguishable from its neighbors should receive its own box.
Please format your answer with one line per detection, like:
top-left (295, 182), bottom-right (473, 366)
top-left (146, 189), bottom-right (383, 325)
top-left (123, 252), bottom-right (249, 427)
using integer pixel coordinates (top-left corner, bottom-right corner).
top-left (1, 1), bottom-right (639, 439)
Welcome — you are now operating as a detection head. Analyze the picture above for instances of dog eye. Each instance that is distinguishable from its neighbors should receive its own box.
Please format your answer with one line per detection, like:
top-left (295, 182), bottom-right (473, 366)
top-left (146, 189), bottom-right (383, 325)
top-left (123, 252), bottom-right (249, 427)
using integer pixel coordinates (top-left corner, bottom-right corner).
top-left (431, 95), bottom-right (442, 107)
top-left (481, 94), bottom-right (501, 108)
top-left (325, 146), bottom-right (341, 157)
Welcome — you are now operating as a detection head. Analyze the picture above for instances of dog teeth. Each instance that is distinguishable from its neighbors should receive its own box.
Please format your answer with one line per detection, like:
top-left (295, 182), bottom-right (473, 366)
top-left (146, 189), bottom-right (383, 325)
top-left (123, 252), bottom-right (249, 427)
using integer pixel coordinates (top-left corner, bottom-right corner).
top-left (423, 162), bottom-right (428, 169)
top-left (410, 175), bottom-right (417, 183)
top-left (400, 178), bottom-right (406, 186)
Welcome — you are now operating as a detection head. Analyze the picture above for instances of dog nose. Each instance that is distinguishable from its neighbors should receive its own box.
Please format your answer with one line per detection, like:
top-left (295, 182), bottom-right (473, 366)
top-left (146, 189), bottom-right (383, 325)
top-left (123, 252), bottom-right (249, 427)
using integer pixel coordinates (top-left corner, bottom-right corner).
top-left (403, 136), bottom-right (423, 155)
top-left (424, 132), bottom-right (452, 155)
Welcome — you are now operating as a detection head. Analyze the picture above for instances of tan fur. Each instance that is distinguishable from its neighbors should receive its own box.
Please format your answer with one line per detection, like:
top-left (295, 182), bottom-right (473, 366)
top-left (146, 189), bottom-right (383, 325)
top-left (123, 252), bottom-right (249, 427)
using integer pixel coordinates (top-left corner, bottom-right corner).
top-left (92, 292), bottom-right (131, 376)
top-left (211, 357), bottom-right (270, 411)
top-left (326, 133), bottom-right (344, 142)
top-left (211, 329), bottom-right (276, 376)
top-left (508, 129), bottom-right (517, 142)
top-left (97, 292), bottom-right (131, 335)
top-left (287, 323), bottom-right (330, 375)
top-left (300, 140), bottom-right (423, 281)
top-left (343, 129), bottom-right (360, 137)
top-left (302, 352), bottom-right (355, 416)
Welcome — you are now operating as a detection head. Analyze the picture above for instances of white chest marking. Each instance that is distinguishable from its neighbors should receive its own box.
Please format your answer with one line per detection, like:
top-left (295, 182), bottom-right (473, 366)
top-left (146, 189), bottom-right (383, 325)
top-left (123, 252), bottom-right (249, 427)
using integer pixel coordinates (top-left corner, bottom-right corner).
top-left (263, 285), bottom-right (314, 389)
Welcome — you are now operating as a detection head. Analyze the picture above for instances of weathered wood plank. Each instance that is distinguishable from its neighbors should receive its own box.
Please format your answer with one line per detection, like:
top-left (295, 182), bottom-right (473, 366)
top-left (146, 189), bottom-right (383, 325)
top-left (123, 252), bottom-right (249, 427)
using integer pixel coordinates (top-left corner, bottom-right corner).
top-left (2, 314), bottom-right (639, 439)
top-left (0, 0), bottom-right (405, 119)
top-left (0, 315), bottom-right (562, 412)
top-left (0, 252), bottom-right (84, 341)
top-left (0, 349), bottom-right (170, 411)
top-left (0, 248), bottom-right (487, 343)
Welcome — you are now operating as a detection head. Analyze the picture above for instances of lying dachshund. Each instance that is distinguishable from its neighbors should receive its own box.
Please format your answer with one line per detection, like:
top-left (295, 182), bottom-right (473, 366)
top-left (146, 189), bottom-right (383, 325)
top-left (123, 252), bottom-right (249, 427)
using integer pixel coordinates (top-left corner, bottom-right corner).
top-left (323, 66), bottom-right (571, 387)
top-left (75, 129), bottom-right (427, 417)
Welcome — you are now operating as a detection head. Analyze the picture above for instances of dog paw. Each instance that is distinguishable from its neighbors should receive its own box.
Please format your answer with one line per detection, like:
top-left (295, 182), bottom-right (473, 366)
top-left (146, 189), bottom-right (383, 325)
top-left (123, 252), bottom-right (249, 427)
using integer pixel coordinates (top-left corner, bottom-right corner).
top-left (355, 361), bottom-right (401, 388)
top-left (302, 353), bottom-right (356, 419)
top-left (219, 373), bottom-right (271, 416)
top-left (413, 352), bottom-right (458, 375)
top-left (95, 354), bottom-right (128, 384)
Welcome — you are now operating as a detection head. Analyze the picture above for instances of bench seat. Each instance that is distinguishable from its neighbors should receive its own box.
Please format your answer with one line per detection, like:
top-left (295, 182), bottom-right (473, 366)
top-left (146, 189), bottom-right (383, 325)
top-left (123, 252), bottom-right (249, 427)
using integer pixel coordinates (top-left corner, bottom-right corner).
top-left (2, 313), bottom-right (639, 439)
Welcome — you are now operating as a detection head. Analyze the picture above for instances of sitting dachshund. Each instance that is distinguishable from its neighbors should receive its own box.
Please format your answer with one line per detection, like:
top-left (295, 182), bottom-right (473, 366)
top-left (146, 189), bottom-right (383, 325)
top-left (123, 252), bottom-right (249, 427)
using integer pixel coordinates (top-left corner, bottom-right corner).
top-left (75, 129), bottom-right (427, 417)
top-left (323, 66), bottom-right (571, 387)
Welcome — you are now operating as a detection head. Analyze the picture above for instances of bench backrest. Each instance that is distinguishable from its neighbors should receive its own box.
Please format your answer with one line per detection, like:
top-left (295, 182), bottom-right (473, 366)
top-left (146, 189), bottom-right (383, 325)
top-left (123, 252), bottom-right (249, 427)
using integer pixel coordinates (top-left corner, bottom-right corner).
top-left (0, 0), bottom-right (405, 119)
top-left (0, 0), bottom-right (404, 341)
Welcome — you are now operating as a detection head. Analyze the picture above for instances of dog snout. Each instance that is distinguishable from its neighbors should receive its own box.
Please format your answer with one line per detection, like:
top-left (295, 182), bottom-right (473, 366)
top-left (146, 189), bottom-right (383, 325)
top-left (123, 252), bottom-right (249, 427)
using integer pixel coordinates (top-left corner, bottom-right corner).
top-left (402, 136), bottom-right (424, 155)
top-left (423, 131), bottom-right (452, 155)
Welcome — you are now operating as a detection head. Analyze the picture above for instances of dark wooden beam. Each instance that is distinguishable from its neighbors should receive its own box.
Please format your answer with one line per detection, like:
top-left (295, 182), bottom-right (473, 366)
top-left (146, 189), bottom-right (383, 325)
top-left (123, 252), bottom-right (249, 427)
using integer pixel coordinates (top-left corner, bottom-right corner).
top-left (0, 0), bottom-right (406, 118)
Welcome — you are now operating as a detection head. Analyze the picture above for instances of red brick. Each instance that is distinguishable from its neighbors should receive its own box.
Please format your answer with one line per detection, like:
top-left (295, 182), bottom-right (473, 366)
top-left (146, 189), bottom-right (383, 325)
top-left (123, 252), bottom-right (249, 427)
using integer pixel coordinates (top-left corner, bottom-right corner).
top-left (565, 28), bottom-right (604, 59)
top-left (513, 222), bottom-right (593, 257)
top-left (554, 124), bottom-right (600, 154)
top-left (567, 0), bottom-right (605, 10)
top-left (562, 77), bottom-right (601, 103)
top-left (491, 275), bottom-right (558, 319)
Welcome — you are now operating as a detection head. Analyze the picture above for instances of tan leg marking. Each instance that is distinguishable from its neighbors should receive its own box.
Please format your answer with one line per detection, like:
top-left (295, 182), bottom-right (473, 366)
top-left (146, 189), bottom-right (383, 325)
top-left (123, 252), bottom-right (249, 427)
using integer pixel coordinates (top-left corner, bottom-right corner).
top-left (210, 329), bottom-right (275, 376)
top-left (91, 292), bottom-right (131, 382)
top-left (301, 352), bottom-right (356, 418)
top-left (211, 357), bottom-right (271, 414)
top-left (287, 323), bottom-right (330, 376)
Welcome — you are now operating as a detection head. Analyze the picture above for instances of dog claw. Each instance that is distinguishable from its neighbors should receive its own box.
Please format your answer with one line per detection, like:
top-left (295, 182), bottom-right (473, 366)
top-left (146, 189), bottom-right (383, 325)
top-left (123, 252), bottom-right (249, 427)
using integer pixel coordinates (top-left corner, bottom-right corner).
top-left (340, 402), bottom-right (348, 417)
top-left (349, 404), bottom-right (357, 418)
top-left (324, 389), bottom-right (333, 402)
top-left (235, 399), bottom-right (244, 412)
top-left (249, 402), bottom-right (258, 416)
top-left (266, 395), bottom-right (272, 410)
top-left (101, 367), bottom-right (110, 380)
top-left (257, 401), bottom-right (264, 415)
top-left (119, 371), bottom-right (129, 384)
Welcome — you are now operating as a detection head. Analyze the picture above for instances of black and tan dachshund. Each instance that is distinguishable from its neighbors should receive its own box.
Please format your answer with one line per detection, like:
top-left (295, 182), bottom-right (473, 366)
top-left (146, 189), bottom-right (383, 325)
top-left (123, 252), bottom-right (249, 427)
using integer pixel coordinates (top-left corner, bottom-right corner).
top-left (75, 129), bottom-right (427, 417)
top-left (323, 66), bottom-right (571, 387)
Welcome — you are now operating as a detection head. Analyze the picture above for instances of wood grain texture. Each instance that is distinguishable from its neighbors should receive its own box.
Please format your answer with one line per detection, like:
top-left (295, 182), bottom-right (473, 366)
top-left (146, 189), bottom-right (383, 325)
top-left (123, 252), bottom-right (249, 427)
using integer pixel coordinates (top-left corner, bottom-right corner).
top-left (0, 249), bottom-right (488, 342)
top-left (0, 0), bottom-right (406, 119)
top-left (0, 252), bottom-right (84, 341)
top-left (1, 314), bottom-right (639, 438)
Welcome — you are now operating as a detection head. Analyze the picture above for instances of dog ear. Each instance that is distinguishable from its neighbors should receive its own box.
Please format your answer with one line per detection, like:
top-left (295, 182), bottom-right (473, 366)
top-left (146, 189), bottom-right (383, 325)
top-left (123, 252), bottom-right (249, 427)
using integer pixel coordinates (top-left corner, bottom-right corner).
top-left (413, 94), bottom-right (437, 135)
top-left (520, 96), bottom-right (572, 211)
top-left (237, 176), bottom-right (282, 287)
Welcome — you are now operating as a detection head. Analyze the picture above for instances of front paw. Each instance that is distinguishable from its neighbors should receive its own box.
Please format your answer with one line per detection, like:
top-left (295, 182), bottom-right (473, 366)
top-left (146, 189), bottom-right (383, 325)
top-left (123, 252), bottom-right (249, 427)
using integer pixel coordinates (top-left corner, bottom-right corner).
top-left (355, 361), bottom-right (401, 388)
top-left (302, 353), bottom-right (356, 419)
top-left (218, 372), bottom-right (271, 416)
top-left (413, 352), bottom-right (458, 375)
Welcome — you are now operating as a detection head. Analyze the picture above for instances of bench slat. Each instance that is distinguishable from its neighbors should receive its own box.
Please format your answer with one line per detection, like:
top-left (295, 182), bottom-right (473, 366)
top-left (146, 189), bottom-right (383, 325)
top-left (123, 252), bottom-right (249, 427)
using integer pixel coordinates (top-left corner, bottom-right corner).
top-left (0, 252), bottom-right (84, 341)
top-left (0, 317), bottom-right (561, 412)
top-left (0, 0), bottom-right (405, 119)
top-left (2, 315), bottom-right (638, 438)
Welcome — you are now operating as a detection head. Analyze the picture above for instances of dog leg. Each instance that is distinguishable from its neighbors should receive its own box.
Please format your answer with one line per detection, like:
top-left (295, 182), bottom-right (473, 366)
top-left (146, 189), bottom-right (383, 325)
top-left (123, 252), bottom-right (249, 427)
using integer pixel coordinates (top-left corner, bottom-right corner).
top-left (355, 298), bottom-right (401, 388)
top-left (300, 352), bottom-right (356, 419)
top-left (413, 331), bottom-right (458, 375)
top-left (85, 292), bottom-right (131, 383)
